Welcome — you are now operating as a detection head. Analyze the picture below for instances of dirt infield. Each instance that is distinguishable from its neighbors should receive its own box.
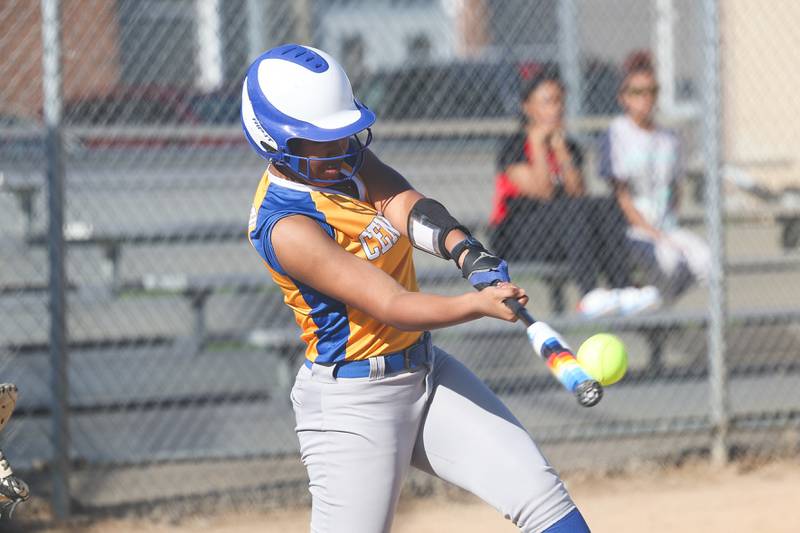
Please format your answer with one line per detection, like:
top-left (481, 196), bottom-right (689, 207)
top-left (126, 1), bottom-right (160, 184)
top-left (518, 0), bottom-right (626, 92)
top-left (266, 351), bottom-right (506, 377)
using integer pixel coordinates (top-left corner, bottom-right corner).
top-left (45, 458), bottom-right (800, 532)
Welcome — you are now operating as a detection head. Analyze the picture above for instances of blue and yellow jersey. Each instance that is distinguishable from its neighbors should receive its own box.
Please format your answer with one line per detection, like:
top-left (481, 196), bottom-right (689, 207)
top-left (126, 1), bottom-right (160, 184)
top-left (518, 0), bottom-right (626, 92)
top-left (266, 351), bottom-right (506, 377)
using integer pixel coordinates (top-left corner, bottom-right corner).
top-left (248, 169), bottom-right (421, 364)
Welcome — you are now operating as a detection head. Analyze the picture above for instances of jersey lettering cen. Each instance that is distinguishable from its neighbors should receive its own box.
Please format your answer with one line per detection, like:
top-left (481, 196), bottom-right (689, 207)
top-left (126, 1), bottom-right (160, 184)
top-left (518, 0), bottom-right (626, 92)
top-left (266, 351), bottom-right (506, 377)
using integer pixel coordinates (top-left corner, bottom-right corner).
top-left (249, 170), bottom-right (421, 364)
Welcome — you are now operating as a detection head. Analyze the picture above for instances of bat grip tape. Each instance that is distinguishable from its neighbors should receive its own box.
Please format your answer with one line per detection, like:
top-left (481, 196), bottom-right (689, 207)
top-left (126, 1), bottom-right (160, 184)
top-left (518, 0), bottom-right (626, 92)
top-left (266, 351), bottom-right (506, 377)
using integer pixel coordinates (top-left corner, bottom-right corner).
top-left (503, 298), bottom-right (534, 327)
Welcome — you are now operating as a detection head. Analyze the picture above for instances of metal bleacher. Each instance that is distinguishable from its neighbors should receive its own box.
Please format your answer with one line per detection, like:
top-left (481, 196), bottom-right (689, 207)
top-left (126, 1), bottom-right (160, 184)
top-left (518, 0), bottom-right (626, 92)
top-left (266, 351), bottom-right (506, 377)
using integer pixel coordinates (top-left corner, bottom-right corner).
top-left (4, 159), bottom-right (800, 477)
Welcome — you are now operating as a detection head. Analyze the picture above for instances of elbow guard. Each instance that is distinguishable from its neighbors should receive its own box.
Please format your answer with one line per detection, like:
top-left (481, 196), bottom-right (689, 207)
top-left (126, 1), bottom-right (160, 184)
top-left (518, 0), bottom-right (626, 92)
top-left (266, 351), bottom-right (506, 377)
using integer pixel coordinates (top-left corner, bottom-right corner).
top-left (407, 198), bottom-right (469, 260)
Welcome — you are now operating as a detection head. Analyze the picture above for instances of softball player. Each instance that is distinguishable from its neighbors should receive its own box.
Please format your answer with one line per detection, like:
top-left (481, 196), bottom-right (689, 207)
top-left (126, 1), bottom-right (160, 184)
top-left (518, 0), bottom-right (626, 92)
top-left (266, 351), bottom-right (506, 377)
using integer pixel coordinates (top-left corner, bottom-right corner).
top-left (243, 44), bottom-right (590, 533)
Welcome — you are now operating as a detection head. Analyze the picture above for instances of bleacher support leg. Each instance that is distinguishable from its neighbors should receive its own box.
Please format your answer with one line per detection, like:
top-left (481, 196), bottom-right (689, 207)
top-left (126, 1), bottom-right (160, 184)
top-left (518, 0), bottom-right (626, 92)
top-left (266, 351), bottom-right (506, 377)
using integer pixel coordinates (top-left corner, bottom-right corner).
top-left (549, 278), bottom-right (566, 314)
top-left (190, 291), bottom-right (210, 354)
top-left (20, 189), bottom-right (36, 241)
top-left (647, 327), bottom-right (667, 374)
top-left (102, 243), bottom-right (121, 291)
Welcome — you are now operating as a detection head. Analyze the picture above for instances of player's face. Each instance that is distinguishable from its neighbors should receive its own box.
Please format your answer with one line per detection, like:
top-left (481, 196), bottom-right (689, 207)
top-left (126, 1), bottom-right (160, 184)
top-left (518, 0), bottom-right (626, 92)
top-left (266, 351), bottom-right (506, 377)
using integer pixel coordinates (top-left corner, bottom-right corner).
top-left (523, 81), bottom-right (564, 129)
top-left (292, 137), bottom-right (350, 181)
top-left (620, 71), bottom-right (659, 122)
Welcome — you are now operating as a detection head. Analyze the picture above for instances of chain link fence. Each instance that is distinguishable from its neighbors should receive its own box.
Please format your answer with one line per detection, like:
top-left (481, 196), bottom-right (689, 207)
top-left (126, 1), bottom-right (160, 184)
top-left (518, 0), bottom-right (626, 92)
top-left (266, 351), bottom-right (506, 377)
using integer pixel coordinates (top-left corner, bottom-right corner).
top-left (0, 0), bottom-right (798, 524)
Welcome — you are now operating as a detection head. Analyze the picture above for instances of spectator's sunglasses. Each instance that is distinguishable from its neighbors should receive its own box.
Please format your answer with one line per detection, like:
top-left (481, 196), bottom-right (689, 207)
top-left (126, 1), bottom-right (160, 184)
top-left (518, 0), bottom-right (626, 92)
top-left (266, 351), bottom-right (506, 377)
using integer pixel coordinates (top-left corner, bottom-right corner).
top-left (625, 84), bottom-right (660, 97)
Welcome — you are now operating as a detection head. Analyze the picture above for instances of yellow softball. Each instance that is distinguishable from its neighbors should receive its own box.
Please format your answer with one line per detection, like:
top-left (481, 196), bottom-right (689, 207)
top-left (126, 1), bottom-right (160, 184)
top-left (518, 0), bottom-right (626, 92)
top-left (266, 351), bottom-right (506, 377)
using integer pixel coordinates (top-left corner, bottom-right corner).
top-left (576, 333), bottom-right (628, 386)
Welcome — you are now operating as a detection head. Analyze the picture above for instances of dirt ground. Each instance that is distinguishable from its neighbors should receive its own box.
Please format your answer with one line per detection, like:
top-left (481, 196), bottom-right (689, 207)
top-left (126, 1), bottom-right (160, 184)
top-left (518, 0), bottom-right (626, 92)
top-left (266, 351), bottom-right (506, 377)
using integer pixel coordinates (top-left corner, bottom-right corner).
top-left (43, 458), bottom-right (800, 533)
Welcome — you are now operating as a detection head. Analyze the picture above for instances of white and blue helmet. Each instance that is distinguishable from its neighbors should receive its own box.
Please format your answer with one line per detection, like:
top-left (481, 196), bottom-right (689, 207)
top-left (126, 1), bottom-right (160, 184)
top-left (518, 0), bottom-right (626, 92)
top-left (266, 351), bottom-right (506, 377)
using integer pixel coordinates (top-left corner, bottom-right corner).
top-left (241, 43), bottom-right (375, 183)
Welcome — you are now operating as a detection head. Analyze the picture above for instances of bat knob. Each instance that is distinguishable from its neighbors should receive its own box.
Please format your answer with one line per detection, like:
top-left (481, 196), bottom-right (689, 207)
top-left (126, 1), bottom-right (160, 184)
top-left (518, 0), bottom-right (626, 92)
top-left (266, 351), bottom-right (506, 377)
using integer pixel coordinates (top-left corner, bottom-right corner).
top-left (575, 379), bottom-right (603, 407)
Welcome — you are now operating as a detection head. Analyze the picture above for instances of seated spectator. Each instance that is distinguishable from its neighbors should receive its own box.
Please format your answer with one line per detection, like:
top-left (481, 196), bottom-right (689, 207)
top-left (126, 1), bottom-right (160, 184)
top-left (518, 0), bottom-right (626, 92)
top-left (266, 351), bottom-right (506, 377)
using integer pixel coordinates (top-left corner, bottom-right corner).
top-left (600, 51), bottom-right (710, 302)
top-left (490, 67), bottom-right (660, 316)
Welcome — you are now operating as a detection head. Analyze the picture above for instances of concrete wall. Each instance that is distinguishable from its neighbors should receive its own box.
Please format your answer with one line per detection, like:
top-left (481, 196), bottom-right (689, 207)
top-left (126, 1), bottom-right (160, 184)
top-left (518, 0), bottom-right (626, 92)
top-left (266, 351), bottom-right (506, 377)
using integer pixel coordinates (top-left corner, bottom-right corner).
top-left (721, 0), bottom-right (800, 191)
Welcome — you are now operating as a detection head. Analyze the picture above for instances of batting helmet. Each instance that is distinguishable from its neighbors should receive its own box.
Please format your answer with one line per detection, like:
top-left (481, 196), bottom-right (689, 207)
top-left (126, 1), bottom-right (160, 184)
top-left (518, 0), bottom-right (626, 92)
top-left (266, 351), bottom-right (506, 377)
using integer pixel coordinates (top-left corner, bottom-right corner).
top-left (241, 43), bottom-right (375, 183)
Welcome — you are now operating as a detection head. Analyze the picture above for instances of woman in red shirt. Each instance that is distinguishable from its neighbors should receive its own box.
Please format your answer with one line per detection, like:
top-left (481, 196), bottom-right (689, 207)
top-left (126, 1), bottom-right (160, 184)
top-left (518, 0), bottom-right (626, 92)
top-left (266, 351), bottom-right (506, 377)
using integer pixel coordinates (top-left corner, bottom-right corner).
top-left (490, 68), bottom-right (660, 316)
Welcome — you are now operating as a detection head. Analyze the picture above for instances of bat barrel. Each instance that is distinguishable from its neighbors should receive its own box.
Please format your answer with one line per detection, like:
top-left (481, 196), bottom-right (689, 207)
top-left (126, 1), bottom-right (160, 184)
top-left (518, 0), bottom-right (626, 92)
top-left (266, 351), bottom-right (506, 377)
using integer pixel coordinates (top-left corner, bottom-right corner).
top-left (575, 379), bottom-right (603, 407)
top-left (526, 322), bottom-right (604, 407)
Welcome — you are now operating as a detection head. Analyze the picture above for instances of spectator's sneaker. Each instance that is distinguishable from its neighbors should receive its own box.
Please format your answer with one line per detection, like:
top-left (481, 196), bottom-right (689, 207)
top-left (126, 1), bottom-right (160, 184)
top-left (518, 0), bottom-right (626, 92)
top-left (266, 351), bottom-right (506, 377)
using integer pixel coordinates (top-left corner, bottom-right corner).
top-left (577, 288), bottom-right (621, 317)
top-left (618, 286), bottom-right (662, 316)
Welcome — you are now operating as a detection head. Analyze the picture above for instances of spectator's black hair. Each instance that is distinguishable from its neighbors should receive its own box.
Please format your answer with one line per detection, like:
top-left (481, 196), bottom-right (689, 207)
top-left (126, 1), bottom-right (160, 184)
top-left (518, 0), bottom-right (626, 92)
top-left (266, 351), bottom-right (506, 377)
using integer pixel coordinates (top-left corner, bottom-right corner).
top-left (520, 64), bottom-right (563, 102)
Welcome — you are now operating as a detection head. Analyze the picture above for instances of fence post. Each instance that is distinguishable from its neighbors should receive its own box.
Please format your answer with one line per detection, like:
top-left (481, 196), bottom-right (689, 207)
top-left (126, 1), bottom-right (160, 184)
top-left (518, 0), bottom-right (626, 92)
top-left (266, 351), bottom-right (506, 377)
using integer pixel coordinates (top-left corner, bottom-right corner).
top-left (701, 0), bottom-right (729, 466)
top-left (558, 0), bottom-right (581, 120)
top-left (654, 0), bottom-right (677, 114)
top-left (246, 0), bottom-right (267, 60)
top-left (41, 0), bottom-right (70, 518)
top-left (293, 0), bottom-right (313, 45)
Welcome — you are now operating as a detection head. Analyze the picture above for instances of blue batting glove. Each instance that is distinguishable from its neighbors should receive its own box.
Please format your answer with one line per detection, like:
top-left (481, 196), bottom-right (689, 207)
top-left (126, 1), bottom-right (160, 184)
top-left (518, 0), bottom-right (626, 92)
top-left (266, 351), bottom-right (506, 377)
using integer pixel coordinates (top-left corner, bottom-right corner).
top-left (454, 237), bottom-right (511, 290)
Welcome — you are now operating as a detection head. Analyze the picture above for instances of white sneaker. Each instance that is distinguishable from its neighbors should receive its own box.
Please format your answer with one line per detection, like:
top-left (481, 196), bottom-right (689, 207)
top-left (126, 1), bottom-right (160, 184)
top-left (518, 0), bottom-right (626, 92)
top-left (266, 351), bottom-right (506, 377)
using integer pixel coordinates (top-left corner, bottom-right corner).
top-left (577, 288), bottom-right (621, 317)
top-left (618, 285), bottom-right (662, 316)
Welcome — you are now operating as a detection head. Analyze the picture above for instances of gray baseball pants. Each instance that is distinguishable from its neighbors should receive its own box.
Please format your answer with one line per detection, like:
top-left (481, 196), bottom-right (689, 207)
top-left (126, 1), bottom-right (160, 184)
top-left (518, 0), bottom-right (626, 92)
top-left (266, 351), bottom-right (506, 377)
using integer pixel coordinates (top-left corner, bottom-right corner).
top-left (290, 342), bottom-right (577, 533)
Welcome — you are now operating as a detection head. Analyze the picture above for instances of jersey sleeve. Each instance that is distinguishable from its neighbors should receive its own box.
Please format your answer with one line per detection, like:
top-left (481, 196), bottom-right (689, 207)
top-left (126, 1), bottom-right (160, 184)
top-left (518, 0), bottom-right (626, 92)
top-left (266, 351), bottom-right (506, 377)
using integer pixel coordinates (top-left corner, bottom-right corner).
top-left (598, 129), bottom-right (615, 182)
top-left (600, 124), bottom-right (632, 185)
top-left (670, 131), bottom-right (684, 185)
top-left (249, 188), bottom-right (335, 275)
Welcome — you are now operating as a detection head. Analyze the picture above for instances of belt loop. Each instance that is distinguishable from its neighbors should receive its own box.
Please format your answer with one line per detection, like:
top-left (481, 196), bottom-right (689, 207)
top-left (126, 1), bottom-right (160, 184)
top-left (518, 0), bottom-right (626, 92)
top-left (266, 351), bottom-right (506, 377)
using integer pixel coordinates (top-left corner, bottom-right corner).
top-left (423, 331), bottom-right (432, 357)
top-left (369, 356), bottom-right (385, 381)
top-left (424, 331), bottom-right (434, 371)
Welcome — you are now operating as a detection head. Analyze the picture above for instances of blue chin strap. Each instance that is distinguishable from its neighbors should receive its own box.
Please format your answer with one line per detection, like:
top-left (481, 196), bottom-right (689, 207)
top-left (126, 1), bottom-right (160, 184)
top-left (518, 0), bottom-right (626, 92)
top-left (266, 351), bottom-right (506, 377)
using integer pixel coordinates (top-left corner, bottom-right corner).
top-left (277, 129), bottom-right (373, 185)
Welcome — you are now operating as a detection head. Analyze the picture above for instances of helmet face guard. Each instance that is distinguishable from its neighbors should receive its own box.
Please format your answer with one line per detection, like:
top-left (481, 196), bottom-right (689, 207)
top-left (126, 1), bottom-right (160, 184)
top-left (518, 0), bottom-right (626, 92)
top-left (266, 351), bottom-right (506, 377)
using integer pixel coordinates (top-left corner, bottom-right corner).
top-left (241, 44), bottom-right (376, 185)
top-left (278, 128), bottom-right (373, 184)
